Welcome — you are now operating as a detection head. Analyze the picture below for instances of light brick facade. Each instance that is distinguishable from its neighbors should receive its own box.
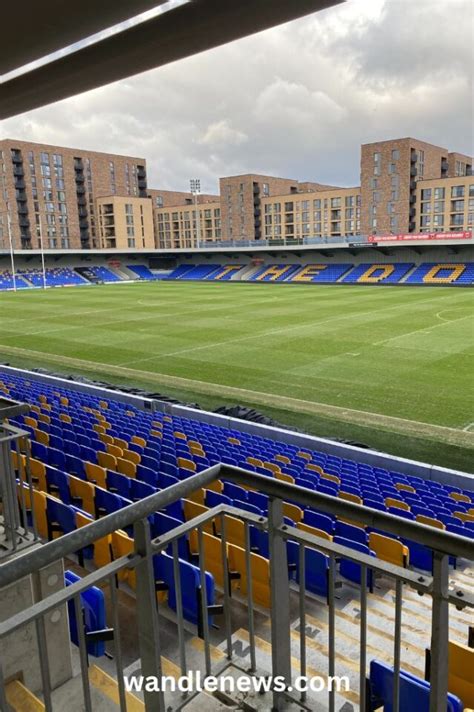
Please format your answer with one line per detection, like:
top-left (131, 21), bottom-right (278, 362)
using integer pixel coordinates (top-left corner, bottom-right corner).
top-left (96, 196), bottom-right (155, 250)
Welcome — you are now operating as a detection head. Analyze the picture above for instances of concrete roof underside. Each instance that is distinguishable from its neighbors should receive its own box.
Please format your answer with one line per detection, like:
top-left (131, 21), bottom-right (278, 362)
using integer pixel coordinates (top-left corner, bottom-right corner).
top-left (1, 0), bottom-right (342, 118)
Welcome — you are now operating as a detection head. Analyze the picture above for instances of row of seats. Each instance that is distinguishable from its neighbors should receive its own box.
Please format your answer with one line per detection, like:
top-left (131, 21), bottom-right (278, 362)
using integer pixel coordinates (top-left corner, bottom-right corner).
top-left (165, 262), bottom-right (474, 284)
top-left (126, 264), bottom-right (162, 280)
top-left (18, 267), bottom-right (87, 287)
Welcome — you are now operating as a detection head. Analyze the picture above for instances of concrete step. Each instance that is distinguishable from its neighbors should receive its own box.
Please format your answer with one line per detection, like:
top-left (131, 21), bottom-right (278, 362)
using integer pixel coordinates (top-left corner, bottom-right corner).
top-left (49, 672), bottom-right (119, 712)
top-left (89, 665), bottom-right (144, 711)
top-left (6, 680), bottom-right (45, 712)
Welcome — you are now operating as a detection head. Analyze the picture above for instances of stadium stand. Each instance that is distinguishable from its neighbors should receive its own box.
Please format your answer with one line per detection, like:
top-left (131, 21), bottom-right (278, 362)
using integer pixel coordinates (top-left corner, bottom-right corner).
top-left (342, 263), bottom-right (414, 284)
top-left (3, 370), bottom-right (473, 592)
top-left (126, 264), bottom-right (162, 280)
top-left (405, 263), bottom-right (474, 285)
top-left (0, 270), bottom-right (30, 289)
top-left (18, 267), bottom-right (88, 287)
top-left (80, 265), bottom-right (122, 282)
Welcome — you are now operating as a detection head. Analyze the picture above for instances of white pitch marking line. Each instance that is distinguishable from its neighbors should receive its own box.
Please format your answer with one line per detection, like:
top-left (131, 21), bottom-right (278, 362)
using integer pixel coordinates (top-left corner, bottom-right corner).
top-left (462, 422), bottom-right (474, 432)
top-left (373, 313), bottom-right (473, 346)
top-left (119, 295), bottom-right (459, 367)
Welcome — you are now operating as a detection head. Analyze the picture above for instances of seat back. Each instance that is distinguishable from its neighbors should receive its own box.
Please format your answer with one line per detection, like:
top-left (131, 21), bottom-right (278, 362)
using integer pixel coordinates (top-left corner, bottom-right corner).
top-left (448, 640), bottom-right (474, 708)
top-left (227, 543), bottom-right (270, 608)
top-left (369, 532), bottom-right (409, 567)
top-left (65, 570), bottom-right (106, 657)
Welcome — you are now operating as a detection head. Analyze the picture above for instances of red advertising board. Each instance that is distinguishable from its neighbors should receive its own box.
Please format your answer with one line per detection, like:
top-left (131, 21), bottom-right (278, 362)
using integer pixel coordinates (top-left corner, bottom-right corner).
top-left (368, 231), bottom-right (472, 243)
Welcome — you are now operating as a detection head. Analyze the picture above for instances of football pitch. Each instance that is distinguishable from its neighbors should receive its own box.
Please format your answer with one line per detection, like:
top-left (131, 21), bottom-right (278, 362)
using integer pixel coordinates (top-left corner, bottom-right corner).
top-left (0, 281), bottom-right (473, 471)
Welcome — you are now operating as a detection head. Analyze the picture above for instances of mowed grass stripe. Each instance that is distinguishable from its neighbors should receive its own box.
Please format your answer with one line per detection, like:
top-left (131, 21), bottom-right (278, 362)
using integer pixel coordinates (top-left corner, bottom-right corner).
top-left (0, 282), bottom-right (472, 440)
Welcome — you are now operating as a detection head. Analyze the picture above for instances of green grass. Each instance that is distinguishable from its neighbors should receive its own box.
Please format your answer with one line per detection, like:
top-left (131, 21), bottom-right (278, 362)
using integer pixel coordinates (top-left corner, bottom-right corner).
top-left (0, 281), bottom-right (473, 471)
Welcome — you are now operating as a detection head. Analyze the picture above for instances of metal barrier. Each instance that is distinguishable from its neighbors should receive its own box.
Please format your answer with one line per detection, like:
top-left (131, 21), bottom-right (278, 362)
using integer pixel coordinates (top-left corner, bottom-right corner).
top-left (0, 466), bottom-right (473, 712)
top-left (0, 397), bottom-right (37, 558)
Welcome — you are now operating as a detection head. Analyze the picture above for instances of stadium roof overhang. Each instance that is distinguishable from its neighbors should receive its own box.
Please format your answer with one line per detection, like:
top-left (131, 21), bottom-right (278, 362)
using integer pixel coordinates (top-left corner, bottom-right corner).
top-left (1, 0), bottom-right (342, 119)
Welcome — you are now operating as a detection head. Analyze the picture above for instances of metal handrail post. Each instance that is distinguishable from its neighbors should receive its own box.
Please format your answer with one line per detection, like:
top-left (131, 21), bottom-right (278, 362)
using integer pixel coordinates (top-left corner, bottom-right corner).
top-left (429, 551), bottom-right (450, 712)
top-left (268, 496), bottom-right (291, 710)
top-left (134, 517), bottom-right (165, 712)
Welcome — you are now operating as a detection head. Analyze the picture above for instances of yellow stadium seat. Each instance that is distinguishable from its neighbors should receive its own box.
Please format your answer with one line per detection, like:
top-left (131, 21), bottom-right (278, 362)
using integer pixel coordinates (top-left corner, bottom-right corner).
top-left (385, 497), bottom-right (410, 511)
top-left (117, 458), bottom-right (136, 478)
top-left (275, 472), bottom-right (295, 485)
top-left (202, 532), bottom-right (225, 587)
top-left (111, 531), bottom-right (136, 587)
top-left (150, 429), bottom-right (162, 438)
top-left (416, 515), bottom-right (445, 530)
top-left (206, 480), bottom-right (223, 494)
top-left (69, 476), bottom-right (96, 515)
top-left (151, 420), bottom-right (163, 429)
top-left (177, 457), bottom-right (196, 472)
top-left (113, 437), bottom-right (128, 450)
top-left (187, 488), bottom-right (206, 505)
top-left (368, 532), bottom-right (409, 568)
top-left (98, 451), bottom-right (117, 471)
top-left (59, 413), bottom-right (72, 424)
top-left (107, 444), bottom-right (123, 458)
top-left (263, 462), bottom-right (281, 475)
top-left (468, 508), bottom-right (474, 517)
top-left (19, 485), bottom-right (48, 539)
top-left (297, 451), bottom-right (312, 461)
top-left (76, 511), bottom-right (112, 568)
top-left (339, 491), bottom-right (362, 505)
top-left (131, 435), bottom-right (147, 448)
top-left (227, 544), bottom-right (270, 608)
top-left (122, 450), bottom-right (141, 465)
top-left (274, 454), bottom-right (291, 465)
top-left (282, 502), bottom-right (303, 523)
top-left (30, 457), bottom-right (47, 492)
top-left (321, 472), bottom-right (340, 485)
top-left (450, 492), bottom-right (471, 503)
top-left (247, 456), bottom-right (263, 467)
top-left (447, 640), bottom-right (474, 708)
top-left (99, 433), bottom-right (114, 445)
top-left (99, 400), bottom-right (108, 410)
top-left (93, 423), bottom-right (106, 434)
top-left (395, 483), bottom-right (416, 494)
top-left (305, 463), bottom-right (323, 475)
top-left (60, 396), bottom-right (69, 407)
top-left (29, 405), bottom-right (41, 415)
top-left (174, 431), bottom-right (187, 440)
top-left (84, 462), bottom-right (107, 489)
top-left (34, 429), bottom-right (49, 446)
top-left (298, 521), bottom-right (332, 541)
top-left (454, 511), bottom-right (474, 524)
top-left (222, 515), bottom-right (246, 549)
top-left (38, 412), bottom-right (51, 425)
top-left (227, 437), bottom-right (241, 446)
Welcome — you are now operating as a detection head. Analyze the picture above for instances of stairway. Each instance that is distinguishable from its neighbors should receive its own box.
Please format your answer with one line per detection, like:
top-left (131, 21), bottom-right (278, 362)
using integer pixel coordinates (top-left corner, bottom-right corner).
top-left (6, 680), bottom-right (45, 712)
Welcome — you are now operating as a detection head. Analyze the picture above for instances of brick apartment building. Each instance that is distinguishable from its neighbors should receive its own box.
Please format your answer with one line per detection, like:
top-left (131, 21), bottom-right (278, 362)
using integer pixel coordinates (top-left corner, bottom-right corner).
top-left (0, 139), bottom-right (147, 251)
top-left (0, 136), bottom-right (472, 252)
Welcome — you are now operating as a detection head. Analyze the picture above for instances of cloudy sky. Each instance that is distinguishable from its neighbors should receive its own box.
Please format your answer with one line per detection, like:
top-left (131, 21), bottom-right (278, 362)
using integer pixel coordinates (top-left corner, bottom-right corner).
top-left (2, 0), bottom-right (473, 193)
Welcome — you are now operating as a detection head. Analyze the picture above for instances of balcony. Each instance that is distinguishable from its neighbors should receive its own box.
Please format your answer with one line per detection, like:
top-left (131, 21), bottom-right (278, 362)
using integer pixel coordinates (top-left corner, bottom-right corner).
top-left (11, 151), bottom-right (22, 163)
top-left (78, 208), bottom-right (88, 218)
top-left (410, 166), bottom-right (417, 177)
top-left (16, 191), bottom-right (27, 202)
top-left (79, 218), bottom-right (89, 229)
top-left (410, 150), bottom-right (418, 163)
top-left (18, 217), bottom-right (30, 228)
top-left (76, 185), bottom-right (86, 195)
top-left (17, 203), bottom-right (28, 214)
top-left (14, 179), bottom-right (25, 190)
top-left (74, 158), bottom-right (84, 169)
top-left (77, 196), bottom-right (86, 207)
top-left (13, 166), bottom-right (24, 177)
top-left (138, 178), bottom-right (147, 189)
top-left (75, 173), bottom-right (85, 183)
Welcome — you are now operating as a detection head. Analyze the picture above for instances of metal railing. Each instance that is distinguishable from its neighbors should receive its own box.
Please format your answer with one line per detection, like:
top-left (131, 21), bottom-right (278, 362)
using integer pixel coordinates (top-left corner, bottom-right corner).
top-left (0, 465), bottom-right (473, 711)
top-left (0, 398), bottom-right (37, 558)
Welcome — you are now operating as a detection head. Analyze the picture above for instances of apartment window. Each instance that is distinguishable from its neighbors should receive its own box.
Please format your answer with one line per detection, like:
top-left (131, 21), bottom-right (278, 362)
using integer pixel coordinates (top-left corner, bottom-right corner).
top-left (374, 152), bottom-right (381, 163)
top-left (373, 191), bottom-right (381, 203)
top-left (434, 187), bottom-right (445, 199)
top-left (346, 208), bottom-right (354, 219)
top-left (127, 238), bottom-right (136, 247)
top-left (389, 216), bottom-right (398, 230)
top-left (345, 196), bottom-right (355, 207)
top-left (155, 196), bottom-right (163, 207)
top-left (264, 204), bottom-right (272, 213)
top-left (331, 197), bottom-right (341, 208)
top-left (52, 154), bottom-right (63, 166)
top-left (262, 183), bottom-right (269, 196)
top-left (127, 227), bottom-right (135, 236)
top-left (387, 202), bottom-right (396, 214)
top-left (433, 201), bottom-right (445, 213)
top-left (313, 199), bottom-right (321, 209)
top-left (374, 165), bottom-right (380, 176)
top-left (301, 200), bottom-right (309, 210)
top-left (455, 161), bottom-right (466, 177)
top-left (391, 149), bottom-right (400, 160)
top-left (56, 179), bottom-right (65, 190)
top-left (284, 202), bottom-right (293, 211)
top-left (40, 152), bottom-right (49, 164)
top-left (370, 178), bottom-right (378, 189)
top-left (421, 202), bottom-right (431, 213)
top-left (418, 149), bottom-right (425, 177)
top-left (391, 190), bottom-right (399, 201)
top-left (451, 200), bottom-right (464, 212)
top-left (451, 214), bottom-right (464, 226)
top-left (433, 214), bottom-right (444, 227)
top-left (302, 211), bottom-right (309, 221)
top-left (371, 218), bottom-right (377, 228)
top-left (451, 185), bottom-right (465, 198)
top-left (468, 213), bottom-right (474, 225)
top-left (388, 163), bottom-right (397, 174)
top-left (421, 189), bottom-right (431, 201)
top-left (204, 209), bottom-right (211, 218)
top-left (469, 184), bottom-right (474, 196)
